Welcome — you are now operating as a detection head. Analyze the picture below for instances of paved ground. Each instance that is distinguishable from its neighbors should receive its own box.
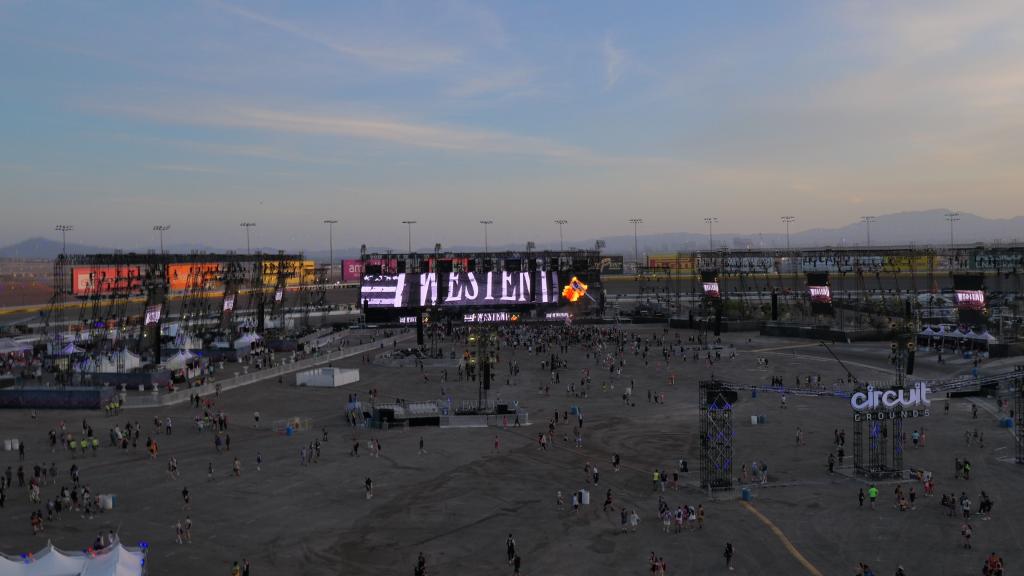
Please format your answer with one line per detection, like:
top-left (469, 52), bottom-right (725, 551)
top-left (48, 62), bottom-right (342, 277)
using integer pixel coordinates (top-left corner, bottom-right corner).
top-left (0, 326), bottom-right (1020, 575)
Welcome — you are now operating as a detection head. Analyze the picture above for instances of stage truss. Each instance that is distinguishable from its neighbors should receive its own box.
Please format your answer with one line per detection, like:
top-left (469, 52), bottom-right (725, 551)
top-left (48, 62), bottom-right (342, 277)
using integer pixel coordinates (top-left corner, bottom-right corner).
top-left (699, 379), bottom-right (734, 491)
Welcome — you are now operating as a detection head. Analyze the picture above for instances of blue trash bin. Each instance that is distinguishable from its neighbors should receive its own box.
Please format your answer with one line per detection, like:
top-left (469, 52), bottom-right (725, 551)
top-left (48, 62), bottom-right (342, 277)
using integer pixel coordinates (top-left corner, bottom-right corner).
top-left (751, 389), bottom-right (757, 399)
top-left (286, 426), bottom-right (294, 436)
top-left (741, 487), bottom-right (752, 501)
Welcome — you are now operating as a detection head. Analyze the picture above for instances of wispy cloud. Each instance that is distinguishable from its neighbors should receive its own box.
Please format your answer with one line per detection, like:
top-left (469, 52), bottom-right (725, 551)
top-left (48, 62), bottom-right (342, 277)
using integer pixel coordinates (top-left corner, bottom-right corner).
top-left (104, 101), bottom-right (674, 166)
top-left (603, 35), bottom-right (625, 89)
top-left (148, 164), bottom-right (230, 174)
top-left (446, 68), bottom-right (536, 98)
top-left (211, 0), bottom-right (460, 71)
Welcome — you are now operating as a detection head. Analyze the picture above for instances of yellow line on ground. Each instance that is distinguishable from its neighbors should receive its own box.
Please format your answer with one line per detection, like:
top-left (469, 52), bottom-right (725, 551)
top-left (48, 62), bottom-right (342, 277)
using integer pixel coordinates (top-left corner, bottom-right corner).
top-left (750, 343), bottom-right (822, 353)
top-left (740, 500), bottom-right (823, 576)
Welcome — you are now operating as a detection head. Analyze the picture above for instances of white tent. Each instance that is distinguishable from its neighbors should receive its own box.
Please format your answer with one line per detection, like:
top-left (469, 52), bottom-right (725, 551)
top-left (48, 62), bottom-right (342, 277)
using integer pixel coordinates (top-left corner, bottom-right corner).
top-left (163, 350), bottom-right (197, 371)
top-left (0, 540), bottom-right (145, 576)
top-left (59, 343), bottom-right (85, 356)
top-left (74, 351), bottom-right (142, 374)
top-left (0, 338), bottom-right (33, 354)
top-left (919, 326), bottom-right (936, 337)
top-left (233, 333), bottom-right (262, 351)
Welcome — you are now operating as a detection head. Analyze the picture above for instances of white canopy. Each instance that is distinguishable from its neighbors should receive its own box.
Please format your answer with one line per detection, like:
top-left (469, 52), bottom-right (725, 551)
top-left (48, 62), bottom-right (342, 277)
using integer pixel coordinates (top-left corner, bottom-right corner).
top-left (74, 351), bottom-right (142, 374)
top-left (0, 338), bottom-right (33, 354)
top-left (233, 332), bottom-right (262, 351)
top-left (919, 327), bottom-right (936, 336)
top-left (0, 540), bottom-right (145, 576)
top-left (163, 350), bottom-right (197, 371)
top-left (58, 343), bottom-right (85, 356)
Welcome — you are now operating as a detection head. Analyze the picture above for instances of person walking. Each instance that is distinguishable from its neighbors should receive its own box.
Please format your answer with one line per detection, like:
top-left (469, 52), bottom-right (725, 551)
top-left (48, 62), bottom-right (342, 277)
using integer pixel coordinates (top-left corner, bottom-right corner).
top-left (506, 533), bottom-right (516, 565)
top-left (724, 542), bottom-right (734, 571)
top-left (868, 484), bottom-right (878, 509)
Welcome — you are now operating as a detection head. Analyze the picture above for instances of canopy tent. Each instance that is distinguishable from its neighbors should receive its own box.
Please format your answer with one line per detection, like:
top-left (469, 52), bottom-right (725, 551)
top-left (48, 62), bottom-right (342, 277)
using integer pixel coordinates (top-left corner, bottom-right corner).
top-left (74, 351), bottom-right (142, 374)
top-left (0, 540), bottom-right (145, 576)
top-left (965, 330), bottom-right (997, 342)
top-left (233, 332), bottom-right (262, 351)
top-left (58, 343), bottom-right (86, 356)
top-left (163, 350), bottom-right (197, 371)
top-left (918, 326), bottom-right (936, 337)
top-left (0, 338), bottom-right (34, 354)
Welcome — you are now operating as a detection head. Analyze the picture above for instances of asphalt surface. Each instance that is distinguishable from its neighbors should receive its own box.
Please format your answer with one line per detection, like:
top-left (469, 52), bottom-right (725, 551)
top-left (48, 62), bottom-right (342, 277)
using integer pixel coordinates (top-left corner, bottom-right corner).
top-left (0, 327), bottom-right (1021, 575)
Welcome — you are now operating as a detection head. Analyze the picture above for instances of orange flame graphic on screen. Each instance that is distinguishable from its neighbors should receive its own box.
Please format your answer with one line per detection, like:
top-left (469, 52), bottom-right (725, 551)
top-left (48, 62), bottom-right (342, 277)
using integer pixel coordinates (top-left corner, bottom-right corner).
top-left (562, 277), bottom-right (589, 302)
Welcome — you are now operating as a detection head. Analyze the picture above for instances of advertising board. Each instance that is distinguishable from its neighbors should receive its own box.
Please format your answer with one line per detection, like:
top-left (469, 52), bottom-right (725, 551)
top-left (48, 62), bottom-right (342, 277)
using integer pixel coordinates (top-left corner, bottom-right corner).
top-left (646, 254), bottom-right (695, 271)
top-left (71, 266), bottom-right (142, 296)
top-left (167, 263), bottom-right (223, 292)
top-left (599, 255), bottom-right (625, 275)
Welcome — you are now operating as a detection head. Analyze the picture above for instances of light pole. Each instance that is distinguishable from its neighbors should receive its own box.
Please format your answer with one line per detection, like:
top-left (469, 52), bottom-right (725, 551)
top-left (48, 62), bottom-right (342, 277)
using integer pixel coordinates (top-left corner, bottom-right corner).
top-left (554, 219), bottom-right (568, 251)
top-left (704, 217), bottom-right (718, 250)
top-left (401, 220), bottom-right (416, 252)
top-left (55, 225), bottom-right (73, 255)
top-left (945, 211), bottom-right (960, 247)
top-left (861, 216), bottom-right (876, 247)
top-left (628, 218), bottom-right (642, 269)
top-left (323, 219), bottom-right (338, 281)
top-left (240, 222), bottom-right (256, 254)
top-left (153, 225), bottom-right (170, 253)
top-left (780, 216), bottom-right (795, 250)
top-left (480, 220), bottom-right (493, 252)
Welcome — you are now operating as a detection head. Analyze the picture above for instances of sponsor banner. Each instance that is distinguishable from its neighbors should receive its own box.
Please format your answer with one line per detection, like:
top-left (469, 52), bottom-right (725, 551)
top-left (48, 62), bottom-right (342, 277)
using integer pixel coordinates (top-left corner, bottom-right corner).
top-left (972, 252), bottom-right (1023, 270)
top-left (697, 256), bottom-right (775, 274)
top-left (262, 260), bottom-right (314, 287)
top-left (599, 255), bottom-right (624, 275)
top-left (361, 271), bottom-right (561, 309)
top-left (71, 266), bottom-right (142, 296)
top-left (345, 259), bottom-right (399, 283)
top-left (223, 294), bottom-right (236, 312)
top-left (882, 255), bottom-right (935, 273)
top-left (646, 254), bottom-right (695, 271)
top-left (702, 282), bottom-right (721, 298)
top-left (167, 263), bottom-right (223, 291)
top-left (800, 255), bottom-right (883, 273)
top-left (545, 311), bottom-right (572, 321)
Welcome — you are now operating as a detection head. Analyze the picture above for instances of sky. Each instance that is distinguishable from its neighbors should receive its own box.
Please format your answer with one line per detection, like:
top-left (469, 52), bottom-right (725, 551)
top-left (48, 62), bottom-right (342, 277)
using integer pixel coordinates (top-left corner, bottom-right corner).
top-left (1, 0), bottom-right (1023, 253)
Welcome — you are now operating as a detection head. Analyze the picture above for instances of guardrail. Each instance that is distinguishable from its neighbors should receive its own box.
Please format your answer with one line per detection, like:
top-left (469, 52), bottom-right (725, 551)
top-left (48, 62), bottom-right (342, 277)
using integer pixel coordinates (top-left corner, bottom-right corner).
top-left (123, 334), bottom-right (411, 409)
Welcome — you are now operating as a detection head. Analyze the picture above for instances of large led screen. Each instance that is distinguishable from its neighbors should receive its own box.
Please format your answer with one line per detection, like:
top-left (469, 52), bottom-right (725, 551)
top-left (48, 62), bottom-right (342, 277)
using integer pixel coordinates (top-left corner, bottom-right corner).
top-left (361, 271), bottom-right (562, 308)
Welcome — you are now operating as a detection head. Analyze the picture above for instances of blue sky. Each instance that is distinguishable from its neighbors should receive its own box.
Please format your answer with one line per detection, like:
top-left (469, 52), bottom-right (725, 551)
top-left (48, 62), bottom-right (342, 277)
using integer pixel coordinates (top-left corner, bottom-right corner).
top-left (1, 1), bottom-right (1022, 252)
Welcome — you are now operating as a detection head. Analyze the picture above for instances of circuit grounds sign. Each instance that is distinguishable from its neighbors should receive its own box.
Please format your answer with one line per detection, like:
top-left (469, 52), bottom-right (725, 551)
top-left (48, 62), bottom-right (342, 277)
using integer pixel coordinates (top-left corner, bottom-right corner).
top-left (851, 383), bottom-right (931, 422)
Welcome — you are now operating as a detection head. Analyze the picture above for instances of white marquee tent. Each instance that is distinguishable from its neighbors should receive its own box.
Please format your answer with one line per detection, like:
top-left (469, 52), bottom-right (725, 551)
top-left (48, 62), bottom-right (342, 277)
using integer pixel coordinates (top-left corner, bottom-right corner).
top-left (0, 540), bottom-right (145, 576)
top-left (163, 350), bottom-right (197, 371)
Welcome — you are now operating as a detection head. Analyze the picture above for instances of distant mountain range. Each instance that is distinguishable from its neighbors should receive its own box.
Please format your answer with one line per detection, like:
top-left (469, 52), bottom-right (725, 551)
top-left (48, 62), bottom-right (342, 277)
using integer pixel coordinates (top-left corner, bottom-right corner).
top-left (2, 209), bottom-right (1021, 261)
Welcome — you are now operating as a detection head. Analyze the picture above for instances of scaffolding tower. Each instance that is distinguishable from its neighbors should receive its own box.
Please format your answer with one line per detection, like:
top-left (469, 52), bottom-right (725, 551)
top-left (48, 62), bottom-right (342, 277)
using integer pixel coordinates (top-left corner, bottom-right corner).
top-left (699, 379), bottom-right (734, 491)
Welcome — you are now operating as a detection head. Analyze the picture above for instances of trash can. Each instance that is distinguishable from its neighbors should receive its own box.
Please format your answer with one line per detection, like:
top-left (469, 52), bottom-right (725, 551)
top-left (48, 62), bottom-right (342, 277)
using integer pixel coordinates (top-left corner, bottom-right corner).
top-left (580, 489), bottom-right (590, 505)
top-left (751, 389), bottom-right (757, 399)
top-left (750, 416), bottom-right (758, 425)
top-left (286, 426), bottom-right (294, 436)
top-left (741, 487), bottom-right (752, 501)
top-left (757, 415), bottom-right (767, 425)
